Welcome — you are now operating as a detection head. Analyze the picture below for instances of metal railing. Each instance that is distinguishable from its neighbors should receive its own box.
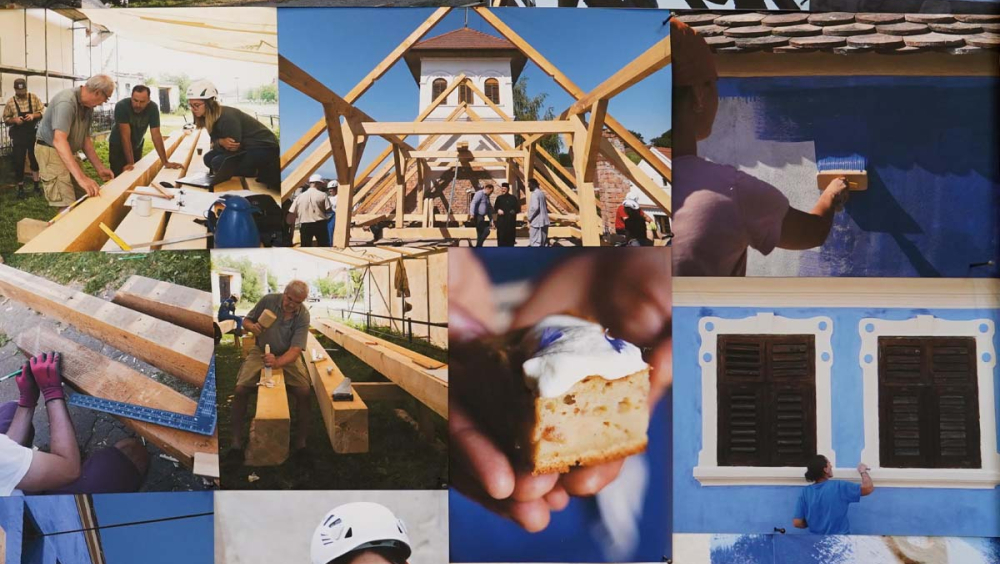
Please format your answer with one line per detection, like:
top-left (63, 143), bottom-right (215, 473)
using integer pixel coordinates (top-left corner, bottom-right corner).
top-left (333, 308), bottom-right (447, 343)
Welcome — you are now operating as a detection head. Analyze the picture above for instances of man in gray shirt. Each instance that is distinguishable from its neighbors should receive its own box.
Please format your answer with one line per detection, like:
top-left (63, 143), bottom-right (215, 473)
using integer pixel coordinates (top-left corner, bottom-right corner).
top-left (35, 75), bottom-right (115, 209)
top-left (230, 281), bottom-right (313, 460)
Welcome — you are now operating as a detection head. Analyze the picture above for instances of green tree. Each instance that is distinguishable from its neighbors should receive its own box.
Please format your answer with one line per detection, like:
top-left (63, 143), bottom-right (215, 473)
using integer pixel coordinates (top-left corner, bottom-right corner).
top-left (246, 83), bottom-right (278, 104)
top-left (213, 256), bottom-right (264, 303)
top-left (267, 271), bottom-right (279, 293)
top-left (513, 77), bottom-right (561, 158)
top-left (349, 270), bottom-right (364, 298)
top-left (629, 130), bottom-right (646, 144)
top-left (652, 130), bottom-right (671, 148)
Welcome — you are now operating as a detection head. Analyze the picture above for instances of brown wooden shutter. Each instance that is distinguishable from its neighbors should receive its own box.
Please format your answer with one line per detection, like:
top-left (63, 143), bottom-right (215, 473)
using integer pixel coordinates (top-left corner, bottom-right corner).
top-left (718, 335), bottom-right (815, 467)
top-left (879, 337), bottom-right (980, 469)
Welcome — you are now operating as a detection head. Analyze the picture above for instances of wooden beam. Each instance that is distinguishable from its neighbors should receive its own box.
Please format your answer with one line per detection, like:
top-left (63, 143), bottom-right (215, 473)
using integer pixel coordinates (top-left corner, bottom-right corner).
top-left (571, 116), bottom-right (602, 246)
top-left (0, 264), bottom-right (213, 386)
top-left (304, 333), bottom-right (368, 453)
top-left (245, 367), bottom-right (290, 467)
top-left (566, 36), bottom-right (670, 116)
top-left (473, 7), bottom-right (672, 185)
top-left (15, 326), bottom-right (216, 469)
top-left (295, 248), bottom-right (371, 267)
top-left (599, 134), bottom-right (671, 214)
top-left (313, 319), bottom-right (448, 419)
top-left (279, 7), bottom-right (453, 169)
top-left (111, 275), bottom-right (214, 338)
top-left (279, 55), bottom-right (360, 119)
top-left (361, 120), bottom-right (574, 136)
top-left (17, 131), bottom-right (185, 253)
top-left (582, 98), bottom-right (609, 182)
top-left (352, 382), bottom-right (408, 402)
top-left (16, 218), bottom-right (48, 244)
top-left (524, 144), bottom-right (537, 183)
top-left (393, 146), bottom-right (406, 229)
top-left (410, 150), bottom-right (526, 159)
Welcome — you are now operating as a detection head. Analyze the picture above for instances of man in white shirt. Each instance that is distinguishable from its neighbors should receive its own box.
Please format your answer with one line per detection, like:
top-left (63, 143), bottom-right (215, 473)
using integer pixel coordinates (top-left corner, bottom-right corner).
top-left (289, 174), bottom-right (333, 247)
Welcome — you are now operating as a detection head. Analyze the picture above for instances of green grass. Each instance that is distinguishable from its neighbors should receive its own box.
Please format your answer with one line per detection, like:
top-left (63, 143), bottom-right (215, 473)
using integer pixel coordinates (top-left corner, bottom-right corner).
top-left (217, 327), bottom-right (449, 491)
top-left (4, 251), bottom-right (211, 296)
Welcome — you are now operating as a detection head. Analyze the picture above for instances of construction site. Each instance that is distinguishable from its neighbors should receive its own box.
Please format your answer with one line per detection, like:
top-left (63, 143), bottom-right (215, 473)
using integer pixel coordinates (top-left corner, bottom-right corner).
top-left (0, 251), bottom-right (219, 493)
top-left (0, 8), bottom-right (280, 257)
top-left (212, 247), bottom-right (447, 490)
top-left (279, 6), bottom-right (671, 247)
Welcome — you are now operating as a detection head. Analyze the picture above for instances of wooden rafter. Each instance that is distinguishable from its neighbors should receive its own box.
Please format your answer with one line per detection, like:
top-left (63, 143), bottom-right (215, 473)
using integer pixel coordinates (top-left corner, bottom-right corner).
top-left (566, 36), bottom-right (671, 117)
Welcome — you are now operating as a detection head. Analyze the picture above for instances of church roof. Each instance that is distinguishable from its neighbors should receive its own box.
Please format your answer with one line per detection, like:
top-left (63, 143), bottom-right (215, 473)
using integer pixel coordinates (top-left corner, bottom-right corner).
top-left (404, 27), bottom-right (528, 83)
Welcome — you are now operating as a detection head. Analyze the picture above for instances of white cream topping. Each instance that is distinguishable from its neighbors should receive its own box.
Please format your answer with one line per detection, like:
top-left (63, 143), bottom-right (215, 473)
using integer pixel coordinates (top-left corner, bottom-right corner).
top-left (520, 314), bottom-right (648, 398)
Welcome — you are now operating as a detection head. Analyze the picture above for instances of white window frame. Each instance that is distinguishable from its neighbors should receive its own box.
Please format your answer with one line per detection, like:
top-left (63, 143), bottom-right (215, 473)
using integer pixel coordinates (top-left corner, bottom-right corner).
top-left (858, 315), bottom-right (1000, 488)
top-left (694, 313), bottom-right (835, 486)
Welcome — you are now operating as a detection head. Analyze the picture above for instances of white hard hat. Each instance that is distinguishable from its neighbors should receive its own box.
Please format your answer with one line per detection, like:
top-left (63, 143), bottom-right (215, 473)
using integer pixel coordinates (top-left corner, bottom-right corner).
top-left (309, 174), bottom-right (324, 184)
top-left (310, 502), bottom-right (411, 564)
top-left (624, 199), bottom-right (640, 210)
top-left (327, 180), bottom-right (339, 189)
top-left (186, 79), bottom-right (218, 100)
top-left (625, 193), bottom-right (639, 202)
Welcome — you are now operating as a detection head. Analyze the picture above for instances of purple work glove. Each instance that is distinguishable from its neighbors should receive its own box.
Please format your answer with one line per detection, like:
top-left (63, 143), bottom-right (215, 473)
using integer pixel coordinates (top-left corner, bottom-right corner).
top-left (15, 361), bottom-right (39, 408)
top-left (29, 352), bottom-right (65, 403)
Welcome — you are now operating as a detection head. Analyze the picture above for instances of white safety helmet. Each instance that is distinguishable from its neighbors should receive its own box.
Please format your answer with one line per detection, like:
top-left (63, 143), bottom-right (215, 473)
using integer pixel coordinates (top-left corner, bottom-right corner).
top-left (624, 199), bottom-right (640, 210)
top-left (310, 502), bottom-right (411, 564)
top-left (187, 79), bottom-right (219, 100)
top-left (327, 180), bottom-right (339, 189)
top-left (309, 174), bottom-right (324, 184)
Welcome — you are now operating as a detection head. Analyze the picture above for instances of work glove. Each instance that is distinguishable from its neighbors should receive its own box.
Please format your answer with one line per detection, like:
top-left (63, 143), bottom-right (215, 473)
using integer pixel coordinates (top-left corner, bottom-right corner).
top-left (15, 361), bottom-right (39, 408)
top-left (30, 352), bottom-right (65, 403)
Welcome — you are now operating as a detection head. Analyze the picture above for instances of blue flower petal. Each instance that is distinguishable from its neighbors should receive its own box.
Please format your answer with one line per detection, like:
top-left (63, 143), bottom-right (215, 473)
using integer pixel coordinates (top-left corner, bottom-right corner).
top-left (605, 330), bottom-right (627, 353)
top-left (537, 328), bottom-right (563, 353)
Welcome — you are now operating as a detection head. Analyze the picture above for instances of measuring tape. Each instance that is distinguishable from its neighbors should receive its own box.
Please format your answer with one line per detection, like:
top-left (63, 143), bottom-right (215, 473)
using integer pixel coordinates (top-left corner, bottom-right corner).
top-left (66, 356), bottom-right (218, 436)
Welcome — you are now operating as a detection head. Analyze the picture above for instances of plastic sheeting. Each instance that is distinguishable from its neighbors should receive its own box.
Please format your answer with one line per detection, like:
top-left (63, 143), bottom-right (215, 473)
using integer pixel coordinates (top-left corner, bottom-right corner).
top-left (79, 8), bottom-right (277, 66)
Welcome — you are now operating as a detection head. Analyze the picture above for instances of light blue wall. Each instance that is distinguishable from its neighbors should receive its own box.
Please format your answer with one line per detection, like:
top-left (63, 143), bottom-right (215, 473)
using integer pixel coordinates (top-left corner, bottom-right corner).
top-left (23, 496), bottom-right (91, 564)
top-left (705, 534), bottom-right (1000, 564)
top-left (674, 305), bottom-right (1000, 536)
top-left (0, 497), bottom-right (24, 564)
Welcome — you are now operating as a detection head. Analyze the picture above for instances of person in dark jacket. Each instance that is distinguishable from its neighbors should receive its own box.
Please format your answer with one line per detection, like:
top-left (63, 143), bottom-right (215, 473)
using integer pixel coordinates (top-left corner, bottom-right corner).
top-left (219, 293), bottom-right (243, 332)
top-left (493, 182), bottom-right (519, 247)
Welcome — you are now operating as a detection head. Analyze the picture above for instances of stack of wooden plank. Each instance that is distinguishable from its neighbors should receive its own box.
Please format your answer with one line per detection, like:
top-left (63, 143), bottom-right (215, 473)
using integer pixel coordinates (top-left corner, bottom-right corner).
top-left (0, 264), bottom-right (217, 471)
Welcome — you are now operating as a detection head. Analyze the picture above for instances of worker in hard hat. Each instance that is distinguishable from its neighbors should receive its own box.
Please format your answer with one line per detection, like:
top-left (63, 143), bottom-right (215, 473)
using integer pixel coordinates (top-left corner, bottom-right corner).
top-left (310, 502), bottom-right (412, 564)
top-left (186, 79), bottom-right (280, 192)
top-left (34, 74), bottom-right (116, 209)
top-left (288, 173), bottom-right (332, 247)
top-left (326, 180), bottom-right (339, 246)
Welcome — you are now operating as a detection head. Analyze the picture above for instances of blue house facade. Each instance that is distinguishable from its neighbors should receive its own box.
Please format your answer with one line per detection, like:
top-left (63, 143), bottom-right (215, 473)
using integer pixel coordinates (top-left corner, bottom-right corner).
top-left (674, 278), bottom-right (1000, 537)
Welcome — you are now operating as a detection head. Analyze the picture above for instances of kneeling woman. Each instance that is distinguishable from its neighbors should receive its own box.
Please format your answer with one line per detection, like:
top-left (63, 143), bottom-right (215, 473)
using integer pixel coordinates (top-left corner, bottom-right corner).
top-left (187, 79), bottom-right (280, 191)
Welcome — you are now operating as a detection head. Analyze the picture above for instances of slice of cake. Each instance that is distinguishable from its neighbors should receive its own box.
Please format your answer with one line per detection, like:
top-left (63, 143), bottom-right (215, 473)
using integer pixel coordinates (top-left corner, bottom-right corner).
top-left (454, 314), bottom-right (650, 475)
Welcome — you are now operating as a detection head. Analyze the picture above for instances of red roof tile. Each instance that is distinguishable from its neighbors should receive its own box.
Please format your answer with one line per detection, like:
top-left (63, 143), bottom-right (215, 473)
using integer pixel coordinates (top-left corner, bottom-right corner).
top-left (411, 28), bottom-right (518, 52)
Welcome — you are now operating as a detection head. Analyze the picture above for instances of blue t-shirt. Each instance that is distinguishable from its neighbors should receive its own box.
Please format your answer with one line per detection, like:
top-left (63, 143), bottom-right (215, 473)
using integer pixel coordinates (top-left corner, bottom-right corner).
top-left (794, 479), bottom-right (861, 534)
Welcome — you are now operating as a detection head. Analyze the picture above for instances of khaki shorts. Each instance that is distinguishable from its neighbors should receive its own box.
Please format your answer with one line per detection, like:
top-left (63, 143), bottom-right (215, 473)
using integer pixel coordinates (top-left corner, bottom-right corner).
top-left (35, 143), bottom-right (81, 208)
top-left (236, 346), bottom-right (311, 388)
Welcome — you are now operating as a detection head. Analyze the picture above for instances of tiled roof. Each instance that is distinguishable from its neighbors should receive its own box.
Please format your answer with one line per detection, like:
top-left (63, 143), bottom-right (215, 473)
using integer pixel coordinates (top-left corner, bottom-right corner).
top-left (655, 146), bottom-right (672, 160)
top-left (411, 28), bottom-right (519, 52)
top-left (676, 12), bottom-right (1000, 54)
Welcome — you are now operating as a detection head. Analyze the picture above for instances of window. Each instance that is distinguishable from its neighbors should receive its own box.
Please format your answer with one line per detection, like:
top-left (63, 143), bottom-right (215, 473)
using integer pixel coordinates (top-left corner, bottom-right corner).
top-left (484, 78), bottom-right (500, 105)
top-left (431, 78), bottom-right (448, 102)
top-left (718, 335), bottom-right (816, 467)
top-left (458, 83), bottom-right (474, 105)
top-left (878, 336), bottom-right (981, 469)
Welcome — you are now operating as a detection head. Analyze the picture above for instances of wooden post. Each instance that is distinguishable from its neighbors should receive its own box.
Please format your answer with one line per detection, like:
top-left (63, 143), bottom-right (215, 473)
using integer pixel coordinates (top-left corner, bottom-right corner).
top-left (571, 116), bottom-right (601, 246)
top-left (245, 367), bottom-right (290, 467)
top-left (394, 147), bottom-right (406, 229)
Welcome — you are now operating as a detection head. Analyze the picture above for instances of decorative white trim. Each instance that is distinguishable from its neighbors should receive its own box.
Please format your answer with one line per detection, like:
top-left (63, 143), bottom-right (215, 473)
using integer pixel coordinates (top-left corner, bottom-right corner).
top-left (693, 466), bottom-right (1000, 489)
top-left (858, 315), bottom-right (1000, 487)
top-left (675, 278), bottom-right (1000, 309)
top-left (695, 313), bottom-right (835, 485)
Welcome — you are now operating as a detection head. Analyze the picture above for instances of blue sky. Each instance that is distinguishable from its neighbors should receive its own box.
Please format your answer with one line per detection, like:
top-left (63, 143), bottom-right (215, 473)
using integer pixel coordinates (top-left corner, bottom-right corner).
top-left (94, 491), bottom-right (214, 564)
top-left (278, 8), bottom-right (670, 178)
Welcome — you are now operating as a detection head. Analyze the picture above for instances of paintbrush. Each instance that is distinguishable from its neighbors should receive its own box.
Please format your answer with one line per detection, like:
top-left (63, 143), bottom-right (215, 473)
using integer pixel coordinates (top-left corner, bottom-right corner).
top-left (817, 155), bottom-right (868, 191)
top-left (47, 194), bottom-right (89, 225)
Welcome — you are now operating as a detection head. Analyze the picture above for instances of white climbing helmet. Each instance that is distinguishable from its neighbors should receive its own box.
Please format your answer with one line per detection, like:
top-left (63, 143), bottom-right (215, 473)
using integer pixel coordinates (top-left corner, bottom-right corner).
top-left (310, 502), bottom-right (412, 564)
top-left (327, 180), bottom-right (339, 189)
top-left (186, 79), bottom-right (219, 100)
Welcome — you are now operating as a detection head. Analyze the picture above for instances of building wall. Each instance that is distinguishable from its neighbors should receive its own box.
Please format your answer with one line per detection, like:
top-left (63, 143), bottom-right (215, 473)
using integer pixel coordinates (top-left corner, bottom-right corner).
top-left (361, 252), bottom-right (447, 348)
top-left (674, 298), bottom-right (1000, 537)
top-left (23, 496), bottom-right (91, 564)
top-left (0, 10), bottom-right (74, 106)
top-left (698, 76), bottom-right (1000, 278)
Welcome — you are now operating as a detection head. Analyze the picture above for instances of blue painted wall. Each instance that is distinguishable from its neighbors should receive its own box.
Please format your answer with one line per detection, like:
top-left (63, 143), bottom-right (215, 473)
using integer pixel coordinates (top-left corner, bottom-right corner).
top-left (0, 497), bottom-right (24, 564)
top-left (674, 305), bottom-right (1000, 536)
top-left (714, 76), bottom-right (1000, 278)
top-left (23, 496), bottom-right (91, 564)
top-left (703, 534), bottom-right (1000, 563)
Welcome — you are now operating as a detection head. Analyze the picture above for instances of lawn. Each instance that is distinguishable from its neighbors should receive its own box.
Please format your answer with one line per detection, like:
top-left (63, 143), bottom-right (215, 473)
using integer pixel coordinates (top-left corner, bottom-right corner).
top-left (4, 250), bottom-right (211, 296)
top-left (217, 325), bottom-right (449, 491)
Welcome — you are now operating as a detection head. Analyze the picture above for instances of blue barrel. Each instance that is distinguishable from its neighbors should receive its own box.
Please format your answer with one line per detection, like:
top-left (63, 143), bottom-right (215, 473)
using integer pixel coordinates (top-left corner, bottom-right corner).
top-left (213, 194), bottom-right (260, 248)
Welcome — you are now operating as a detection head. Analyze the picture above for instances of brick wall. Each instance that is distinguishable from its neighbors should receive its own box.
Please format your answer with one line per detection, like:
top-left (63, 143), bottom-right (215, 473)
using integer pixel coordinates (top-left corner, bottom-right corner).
top-left (594, 130), bottom-right (633, 231)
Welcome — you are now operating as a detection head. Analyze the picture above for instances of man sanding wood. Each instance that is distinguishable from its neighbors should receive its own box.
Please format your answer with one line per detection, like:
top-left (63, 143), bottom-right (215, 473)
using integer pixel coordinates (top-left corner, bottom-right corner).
top-left (229, 281), bottom-right (313, 461)
top-left (0, 352), bottom-right (148, 496)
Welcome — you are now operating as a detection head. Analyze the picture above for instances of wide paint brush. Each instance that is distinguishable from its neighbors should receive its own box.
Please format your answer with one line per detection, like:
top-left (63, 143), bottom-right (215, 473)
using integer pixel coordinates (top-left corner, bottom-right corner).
top-left (817, 155), bottom-right (868, 191)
